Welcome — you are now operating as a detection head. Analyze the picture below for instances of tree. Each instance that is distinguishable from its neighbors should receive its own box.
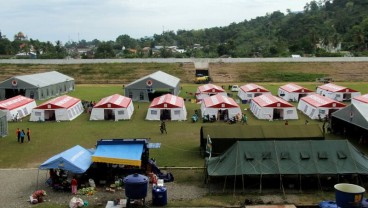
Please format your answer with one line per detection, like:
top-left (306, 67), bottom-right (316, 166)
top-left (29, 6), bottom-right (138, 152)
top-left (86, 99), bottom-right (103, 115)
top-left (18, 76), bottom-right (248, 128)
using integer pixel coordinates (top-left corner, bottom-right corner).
top-left (95, 42), bottom-right (115, 58)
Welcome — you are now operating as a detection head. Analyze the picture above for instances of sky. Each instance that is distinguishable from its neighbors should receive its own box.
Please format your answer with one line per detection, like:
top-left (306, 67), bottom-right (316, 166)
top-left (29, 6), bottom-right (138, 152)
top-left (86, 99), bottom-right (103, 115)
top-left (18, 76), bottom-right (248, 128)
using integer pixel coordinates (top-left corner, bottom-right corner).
top-left (0, 0), bottom-right (312, 43)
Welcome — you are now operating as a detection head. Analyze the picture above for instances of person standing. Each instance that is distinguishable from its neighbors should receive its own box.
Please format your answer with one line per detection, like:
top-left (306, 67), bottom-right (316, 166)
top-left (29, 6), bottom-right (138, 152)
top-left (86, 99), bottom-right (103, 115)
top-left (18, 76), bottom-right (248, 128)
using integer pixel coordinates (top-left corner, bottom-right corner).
top-left (160, 120), bottom-right (167, 134)
top-left (20, 129), bottom-right (25, 143)
top-left (16, 128), bottom-right (20, 143)
top-left (71, 177), bottom-right (78, 194)
top-left (27, 128), bottom-right (31, 142)
top-left (285, 120), bottom-right (289, 125)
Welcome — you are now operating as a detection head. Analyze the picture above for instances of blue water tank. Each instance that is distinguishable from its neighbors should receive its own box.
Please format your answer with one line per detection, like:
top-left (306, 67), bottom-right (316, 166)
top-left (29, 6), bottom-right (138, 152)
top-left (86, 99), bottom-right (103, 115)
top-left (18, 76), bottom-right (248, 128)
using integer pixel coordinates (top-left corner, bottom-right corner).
top-left (123, 173), bottom-right (148, 199)
top-left (361, 197), bottom-right (368, 208)
top-left (335, 183), bottom-right (365, 208)
top-left (319, 201), bottom-right (337, 208)
top-left (152, 186), bottom-right (167, 206)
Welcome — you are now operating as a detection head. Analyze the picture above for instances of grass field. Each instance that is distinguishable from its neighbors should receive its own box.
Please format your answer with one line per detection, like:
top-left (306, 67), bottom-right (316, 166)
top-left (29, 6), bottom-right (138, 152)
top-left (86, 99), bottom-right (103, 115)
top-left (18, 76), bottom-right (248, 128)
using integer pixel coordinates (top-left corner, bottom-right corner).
top-left (1, 82), bottom-right (366, 169)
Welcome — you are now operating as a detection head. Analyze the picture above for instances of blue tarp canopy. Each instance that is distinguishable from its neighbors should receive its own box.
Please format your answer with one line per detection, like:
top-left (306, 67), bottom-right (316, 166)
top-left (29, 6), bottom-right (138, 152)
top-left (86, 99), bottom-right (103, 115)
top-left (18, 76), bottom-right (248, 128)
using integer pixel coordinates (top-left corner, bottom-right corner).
top-left (39, 145), bottom-right (93, 174)
top-left (92, 139), bottom-right (145, 166)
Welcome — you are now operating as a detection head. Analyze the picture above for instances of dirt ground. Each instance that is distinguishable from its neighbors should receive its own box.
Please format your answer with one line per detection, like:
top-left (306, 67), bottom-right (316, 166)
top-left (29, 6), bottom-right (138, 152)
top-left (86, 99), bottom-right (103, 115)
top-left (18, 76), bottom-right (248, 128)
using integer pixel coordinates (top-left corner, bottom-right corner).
top-left (1, 61), bottom-right (368, 84)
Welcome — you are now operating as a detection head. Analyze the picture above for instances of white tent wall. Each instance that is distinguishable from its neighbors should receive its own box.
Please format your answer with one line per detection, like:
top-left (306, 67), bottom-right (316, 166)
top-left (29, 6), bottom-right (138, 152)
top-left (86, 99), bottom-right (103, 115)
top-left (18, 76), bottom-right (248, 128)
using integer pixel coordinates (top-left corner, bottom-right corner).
top-left (65, 102), bottom-right (84, 121)
top-left (238, 91), bottom-right (270, 101)
top-left (5, 101), bottom-right (37, 121)
top-left (30, 101), bottom-right (83, 121)
top-left (89, 108), bottom-right (105, 120)
top-left (278, 88), bottom-right (298, 102)
top-left (30, 109), bottom-right (45, 121)
top-left (90, 102), bottom-right (134, 121)
top-left (200, 104), bottom-right (241, 119)
top-left (250, 102), bottom-right (298, 120)
top-left (297, 100), bottom-right (332, 120)
top-left (146, 107), bottom-right (187, 121)
top-left (146, 108), bottom-right (161, 120)
top-left (250, 102), bottom-right (273, 120)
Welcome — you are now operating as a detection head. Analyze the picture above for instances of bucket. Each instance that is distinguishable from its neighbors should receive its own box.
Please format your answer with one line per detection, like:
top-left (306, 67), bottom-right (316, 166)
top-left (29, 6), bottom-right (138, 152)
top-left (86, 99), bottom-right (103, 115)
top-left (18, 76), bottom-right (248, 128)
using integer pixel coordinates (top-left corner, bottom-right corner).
top-left (334, 183), bottom-right (365, 208)
top-left (152, 186), bottom-right (167, 206)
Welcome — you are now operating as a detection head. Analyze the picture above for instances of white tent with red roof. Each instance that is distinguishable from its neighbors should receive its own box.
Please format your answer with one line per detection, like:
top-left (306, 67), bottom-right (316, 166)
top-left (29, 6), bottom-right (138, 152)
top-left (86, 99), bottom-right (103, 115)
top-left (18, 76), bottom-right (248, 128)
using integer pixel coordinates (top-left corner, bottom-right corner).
top-left (30, 95), bottom-right (84, 121)
top-left (200, 94), bottom-right (241, 120)
top-left (278, 83), bottom-right (314, 102)
top-left (146, 94), bottom-right (187, 121)
top-left (0, 95), bottom-right (36, 121)
top-left (297, 94), bottom-right (346, 120)
top-left (90, 94), bottom-right (134, 121)
top-left (250, 94), bottom-right (298, 120)
top-left (316, 83), bottom-right (361, 102)
top-left (237, 83), bottom-right (271, 103)
top-left (195, 84), bottom-right (227, 102)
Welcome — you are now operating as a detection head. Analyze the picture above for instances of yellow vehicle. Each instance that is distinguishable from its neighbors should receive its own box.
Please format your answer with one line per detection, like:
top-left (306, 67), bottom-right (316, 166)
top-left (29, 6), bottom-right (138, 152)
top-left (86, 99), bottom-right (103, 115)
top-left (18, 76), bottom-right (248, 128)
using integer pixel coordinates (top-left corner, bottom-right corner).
top-left (194, 75), bottom-right (210, 84)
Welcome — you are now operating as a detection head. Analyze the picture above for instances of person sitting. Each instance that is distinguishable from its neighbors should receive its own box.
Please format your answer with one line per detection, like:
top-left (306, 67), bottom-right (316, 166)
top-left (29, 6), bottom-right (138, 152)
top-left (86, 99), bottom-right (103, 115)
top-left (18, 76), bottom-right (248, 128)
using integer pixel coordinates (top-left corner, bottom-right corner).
top-left (30, 190), bottom-right (47, 204)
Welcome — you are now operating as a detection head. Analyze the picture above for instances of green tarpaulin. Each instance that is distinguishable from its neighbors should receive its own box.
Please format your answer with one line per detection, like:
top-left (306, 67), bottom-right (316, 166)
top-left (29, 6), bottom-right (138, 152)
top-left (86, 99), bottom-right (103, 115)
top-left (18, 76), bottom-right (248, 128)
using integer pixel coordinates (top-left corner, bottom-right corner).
top-left (207, 140), bottom-right (368, 176)
top-left (200, 124), bottom-right (324, 155)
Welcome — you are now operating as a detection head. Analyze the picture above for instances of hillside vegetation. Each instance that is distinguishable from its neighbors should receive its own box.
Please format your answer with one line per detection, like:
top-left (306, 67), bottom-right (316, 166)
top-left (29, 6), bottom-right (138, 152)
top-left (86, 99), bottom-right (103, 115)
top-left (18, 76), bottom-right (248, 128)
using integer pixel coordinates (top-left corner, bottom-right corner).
top-left (1, 61), bottom-right (368, 84)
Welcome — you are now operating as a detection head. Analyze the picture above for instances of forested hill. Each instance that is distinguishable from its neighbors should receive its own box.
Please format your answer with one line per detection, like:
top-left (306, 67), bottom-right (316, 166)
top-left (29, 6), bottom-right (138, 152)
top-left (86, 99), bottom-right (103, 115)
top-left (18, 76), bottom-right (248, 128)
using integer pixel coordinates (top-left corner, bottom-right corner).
top-left (152, 0), bottom-right (368, 57)
top-left (1, 0), bottom-right (367, 59)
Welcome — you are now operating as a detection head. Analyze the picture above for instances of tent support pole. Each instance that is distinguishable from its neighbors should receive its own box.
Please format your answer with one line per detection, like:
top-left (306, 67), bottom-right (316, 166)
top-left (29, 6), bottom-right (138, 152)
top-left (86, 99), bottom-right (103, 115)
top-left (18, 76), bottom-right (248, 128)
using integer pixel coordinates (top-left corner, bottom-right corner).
top-left (36, 169), bottom-right (40, 190)
top-left (223, 176), bottom-right (227, 193)
top-left (299, 174), bottom-right (302, 193)
top-left (280, 174), bottom-right (285, 197)
top-left (259, 174), bottom-right (262, 194)
top-left (233, 175), bottom-right (236, 196)
top-left (208, 176), bottom-right (211, 194)
top-left (317, 174), bottom-right (322, 192)
top-left (242, 174), bottom-right (244, 194)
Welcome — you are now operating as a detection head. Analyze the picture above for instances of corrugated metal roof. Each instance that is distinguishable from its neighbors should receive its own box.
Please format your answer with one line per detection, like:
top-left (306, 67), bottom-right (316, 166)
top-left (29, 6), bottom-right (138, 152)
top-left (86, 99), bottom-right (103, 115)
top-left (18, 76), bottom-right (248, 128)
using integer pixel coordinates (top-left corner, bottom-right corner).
top-left (126, 70), bottom-right (180, 88)
top-left (14, 71), bottom-right (74, 87)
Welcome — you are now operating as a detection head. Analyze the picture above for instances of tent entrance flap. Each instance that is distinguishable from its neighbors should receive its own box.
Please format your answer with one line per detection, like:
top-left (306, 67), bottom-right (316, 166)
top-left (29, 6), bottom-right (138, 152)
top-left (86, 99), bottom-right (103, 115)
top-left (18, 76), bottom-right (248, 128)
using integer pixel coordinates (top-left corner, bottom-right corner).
top-left (5, 89), bottom-right (25, 99)
top-left (273, 109), bottom-right (283, 120)
top-left (104, 109), bottom-right (115, 120)
top-left (45, 110), bottom-right (56, 121)
top-left (160, 109), bottom-right (171, 120)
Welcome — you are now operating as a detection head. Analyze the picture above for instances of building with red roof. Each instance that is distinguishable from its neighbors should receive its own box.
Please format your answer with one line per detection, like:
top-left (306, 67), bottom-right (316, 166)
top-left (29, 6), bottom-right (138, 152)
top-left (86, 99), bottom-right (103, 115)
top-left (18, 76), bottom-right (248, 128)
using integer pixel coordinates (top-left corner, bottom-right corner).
top-left (316, 83), bottom-right (361, 101)
top-left (90, 94), bottom-right (134, 121)
top-left (0, 95), bottom-right (36, 121)
top-left (146, 94), bottom-right (187, 121)
top-left (250, 94), bottom-right (298, 120)
top-left (30, 95), bottom-right (83, 121)
top-left (278, 83), bottom-right (314, 102)
top-left (297, 94), bottom-right (346, 120)
top-left (237, 83), bottom-right (271, 103)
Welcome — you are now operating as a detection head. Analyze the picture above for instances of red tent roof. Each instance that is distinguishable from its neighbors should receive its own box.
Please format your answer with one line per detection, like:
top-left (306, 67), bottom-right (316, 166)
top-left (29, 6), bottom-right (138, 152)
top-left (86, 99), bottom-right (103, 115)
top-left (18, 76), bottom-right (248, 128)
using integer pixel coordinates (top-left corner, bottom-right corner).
top-left (279, 83), bottom-right (313, 93)
top-left (94, 94), bottom-right (132, 108)
top-left (240, 83), bottom-right (269, 93)
top-left (0, 95), bottom-right (35, 110)
top-left (197, 84), bottom-right (225, 93)
top-left (252, 94), bottom-right (294, 107)
top-left (318, 83), bottom-right (358, 93)
top-left (300, 94), bottom-right (346, 108)
top-left (203, 94), bottom-right (239, 108)
top-left (353, 94), bottom-right (368, 104)
top-left (35, 95), bottom-right (81, 109)
top-left (149, 94), bottom-right (184, 108)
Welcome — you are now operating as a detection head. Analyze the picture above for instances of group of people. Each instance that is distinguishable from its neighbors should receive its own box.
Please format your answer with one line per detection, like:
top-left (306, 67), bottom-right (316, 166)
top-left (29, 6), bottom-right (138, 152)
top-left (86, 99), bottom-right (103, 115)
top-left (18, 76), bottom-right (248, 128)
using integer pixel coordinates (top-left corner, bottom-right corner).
top-left (16, 128), bottom-right (31, 143)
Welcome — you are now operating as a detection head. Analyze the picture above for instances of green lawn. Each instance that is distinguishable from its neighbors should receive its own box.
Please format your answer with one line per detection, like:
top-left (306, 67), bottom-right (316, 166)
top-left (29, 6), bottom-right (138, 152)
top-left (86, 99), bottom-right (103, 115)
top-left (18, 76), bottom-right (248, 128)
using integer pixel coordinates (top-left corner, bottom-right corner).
top-left (0, 82), bottom-right (366, 168)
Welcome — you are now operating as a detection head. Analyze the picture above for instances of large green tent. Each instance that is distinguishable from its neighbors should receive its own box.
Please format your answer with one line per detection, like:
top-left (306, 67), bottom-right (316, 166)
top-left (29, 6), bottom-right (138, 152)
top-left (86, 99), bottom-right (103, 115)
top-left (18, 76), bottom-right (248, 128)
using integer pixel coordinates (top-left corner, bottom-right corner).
top-left (206, 140), bottom-right (368, 193)
top-left (200, 124), bottom-right (324, 156)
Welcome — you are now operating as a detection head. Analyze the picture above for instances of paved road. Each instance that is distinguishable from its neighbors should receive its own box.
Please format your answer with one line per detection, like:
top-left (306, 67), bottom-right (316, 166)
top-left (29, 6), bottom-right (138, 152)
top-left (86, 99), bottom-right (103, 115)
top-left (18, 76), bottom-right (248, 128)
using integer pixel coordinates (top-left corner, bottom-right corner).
top-left (0, 57), bottom-right (368, 65)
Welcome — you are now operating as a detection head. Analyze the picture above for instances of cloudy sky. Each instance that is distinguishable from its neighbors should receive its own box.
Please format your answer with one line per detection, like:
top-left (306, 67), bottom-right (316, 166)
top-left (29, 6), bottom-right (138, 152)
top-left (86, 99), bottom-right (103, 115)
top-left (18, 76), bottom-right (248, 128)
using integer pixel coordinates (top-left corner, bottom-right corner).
top-left (0, 0), bottom-right (311, 43)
